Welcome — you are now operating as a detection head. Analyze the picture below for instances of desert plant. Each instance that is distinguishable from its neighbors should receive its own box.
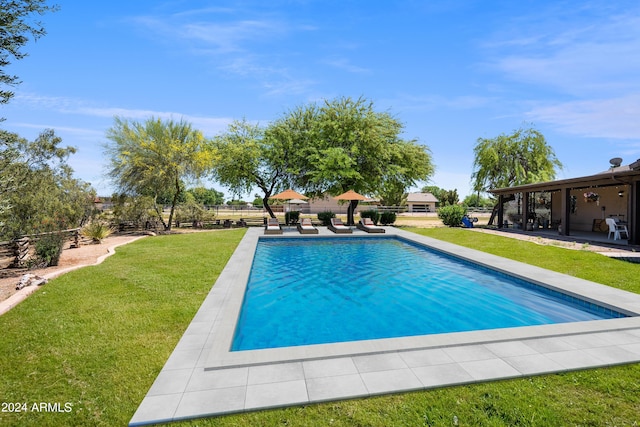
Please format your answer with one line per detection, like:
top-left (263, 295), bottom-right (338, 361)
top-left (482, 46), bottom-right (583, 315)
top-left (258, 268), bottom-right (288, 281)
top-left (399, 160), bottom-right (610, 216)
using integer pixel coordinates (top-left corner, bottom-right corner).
top-left (317, 211), bottom-right (335, 226)
top-left (438, 204), bottom-right (467, 227)
top-left (360, 209), bottom-right (380, 225)
top-left (34, 232), bottom-right (66, 266)
top-left (81, 222), bottom-right (115, 243)
top-left (379, 212), bottom-right (397, 225)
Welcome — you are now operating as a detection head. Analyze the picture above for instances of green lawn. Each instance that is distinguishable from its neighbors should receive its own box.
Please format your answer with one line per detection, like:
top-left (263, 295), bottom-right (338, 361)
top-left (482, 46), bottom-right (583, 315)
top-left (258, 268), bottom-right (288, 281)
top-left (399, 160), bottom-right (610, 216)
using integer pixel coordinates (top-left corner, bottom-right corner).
top-left (1, 227), bottom-right (639, 426)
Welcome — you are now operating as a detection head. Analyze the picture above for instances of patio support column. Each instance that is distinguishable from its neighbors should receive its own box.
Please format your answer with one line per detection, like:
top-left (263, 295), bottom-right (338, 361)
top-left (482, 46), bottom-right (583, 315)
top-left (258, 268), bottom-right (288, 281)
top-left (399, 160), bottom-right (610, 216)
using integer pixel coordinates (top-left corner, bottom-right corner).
top-left (497, 195), bottom-right (504, 228)
top-left (523, 191), bottom-right (530, 229)
top-left (631, 181), bottom-right (639, 245)
top-left (560, 187), bottom-right (571, 236)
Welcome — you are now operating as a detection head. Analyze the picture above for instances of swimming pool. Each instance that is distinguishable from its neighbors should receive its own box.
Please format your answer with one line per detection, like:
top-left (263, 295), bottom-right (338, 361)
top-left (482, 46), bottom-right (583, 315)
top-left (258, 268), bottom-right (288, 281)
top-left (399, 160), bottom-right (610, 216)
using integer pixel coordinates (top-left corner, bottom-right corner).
top-left (231, 236), bottom-right (626, 351)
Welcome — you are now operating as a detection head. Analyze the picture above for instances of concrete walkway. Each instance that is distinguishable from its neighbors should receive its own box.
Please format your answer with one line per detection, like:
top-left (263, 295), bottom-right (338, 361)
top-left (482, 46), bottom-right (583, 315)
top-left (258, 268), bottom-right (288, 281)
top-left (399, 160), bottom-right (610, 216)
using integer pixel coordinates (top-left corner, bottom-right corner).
top-left (130, 227), bottom-right (640, 426)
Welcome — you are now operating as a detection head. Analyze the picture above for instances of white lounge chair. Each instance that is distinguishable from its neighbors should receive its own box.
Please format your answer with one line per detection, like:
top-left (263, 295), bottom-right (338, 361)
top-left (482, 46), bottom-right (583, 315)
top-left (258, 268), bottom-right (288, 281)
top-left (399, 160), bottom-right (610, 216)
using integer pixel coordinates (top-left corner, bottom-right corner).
top-left (605, 218), bottom-right (629, 240)
top-left (297, 218), bottom-right (318, 234)
top-left (357, 218), bottom-right (385, 233)
top-left (328, 218), bottom-right (352, 234)
top-left (264, 217), bottom-right (283, 235)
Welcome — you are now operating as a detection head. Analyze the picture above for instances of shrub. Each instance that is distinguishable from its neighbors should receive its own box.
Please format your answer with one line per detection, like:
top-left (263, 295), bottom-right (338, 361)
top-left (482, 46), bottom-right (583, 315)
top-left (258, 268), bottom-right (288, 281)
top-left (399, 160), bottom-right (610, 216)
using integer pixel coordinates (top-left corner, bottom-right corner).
top-left (438, 205), bottom-right (467, 227)
top-left (34, 232), bottom-right (66, 267)
top-left (81, 221), bottom-right (115, 243)
top-left (379, 212), bottom-right (397, 225)
top-left (317, 211), bottom-right (335, 226)
top-left (285, 211), bottom-right (300, 225)
top-left (360, 209), bottom-right (380, 225)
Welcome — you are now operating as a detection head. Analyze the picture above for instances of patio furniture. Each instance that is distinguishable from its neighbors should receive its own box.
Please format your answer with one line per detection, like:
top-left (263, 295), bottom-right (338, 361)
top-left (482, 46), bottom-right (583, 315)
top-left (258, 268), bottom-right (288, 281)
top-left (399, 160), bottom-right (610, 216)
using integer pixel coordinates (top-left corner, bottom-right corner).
top-left (357, 218), bottom-right (385, 233)
top-left (297, 218), bottom-right (318, 234)
top-left (328, 218), bottom-right (352, 234)
top-left (264, 218), bottom-right (283, 235)
top-left (605, 218), bottom-right (629, 240)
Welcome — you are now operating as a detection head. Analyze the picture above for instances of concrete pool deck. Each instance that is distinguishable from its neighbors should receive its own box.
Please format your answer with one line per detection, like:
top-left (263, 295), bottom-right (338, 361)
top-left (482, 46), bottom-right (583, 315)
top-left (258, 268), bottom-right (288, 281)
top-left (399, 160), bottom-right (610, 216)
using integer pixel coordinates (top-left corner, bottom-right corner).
top-left (130, 227), bottom-right (640, 426)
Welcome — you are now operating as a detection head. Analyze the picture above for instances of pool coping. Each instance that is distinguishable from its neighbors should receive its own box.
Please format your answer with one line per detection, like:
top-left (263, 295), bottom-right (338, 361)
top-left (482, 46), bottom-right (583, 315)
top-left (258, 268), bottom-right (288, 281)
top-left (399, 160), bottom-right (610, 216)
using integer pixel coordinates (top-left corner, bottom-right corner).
top-left (130, 227), bottom-right (640, 426)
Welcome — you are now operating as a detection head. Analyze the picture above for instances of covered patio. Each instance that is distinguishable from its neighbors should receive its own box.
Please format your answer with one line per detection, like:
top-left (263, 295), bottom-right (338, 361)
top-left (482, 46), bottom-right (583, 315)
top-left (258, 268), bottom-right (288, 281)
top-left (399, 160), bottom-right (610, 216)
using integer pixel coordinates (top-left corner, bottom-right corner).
top-left (490, 159), bottom-right (640, 245)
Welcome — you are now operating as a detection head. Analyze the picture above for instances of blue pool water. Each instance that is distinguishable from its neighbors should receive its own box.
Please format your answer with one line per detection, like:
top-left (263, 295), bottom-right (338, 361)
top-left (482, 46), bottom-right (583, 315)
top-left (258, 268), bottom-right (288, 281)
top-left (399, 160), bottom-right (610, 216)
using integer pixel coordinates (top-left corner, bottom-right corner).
top-left (231, 237), bottom-right (625, 351)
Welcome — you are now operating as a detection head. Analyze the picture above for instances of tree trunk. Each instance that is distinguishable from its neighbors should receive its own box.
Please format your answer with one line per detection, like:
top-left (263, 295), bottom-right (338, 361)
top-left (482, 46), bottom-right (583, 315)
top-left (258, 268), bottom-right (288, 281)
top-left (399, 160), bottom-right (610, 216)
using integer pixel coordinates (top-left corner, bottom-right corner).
top-left (263, 193), bottom-right (276, 218)
top-left (347, 200), bottom-right (359, 226)
top-left (166, 203), bottom-right (176, 231)
top-left (153, 197), bottom-right (169, 230)
top-left (165, 177), bottom-right (183, 231)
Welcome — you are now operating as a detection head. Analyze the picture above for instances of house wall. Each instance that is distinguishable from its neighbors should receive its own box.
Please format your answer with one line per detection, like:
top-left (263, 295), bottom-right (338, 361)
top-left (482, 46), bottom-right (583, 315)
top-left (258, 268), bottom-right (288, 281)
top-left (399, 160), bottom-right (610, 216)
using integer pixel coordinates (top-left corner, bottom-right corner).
top-left (552, 186), bottom-right (629, 232)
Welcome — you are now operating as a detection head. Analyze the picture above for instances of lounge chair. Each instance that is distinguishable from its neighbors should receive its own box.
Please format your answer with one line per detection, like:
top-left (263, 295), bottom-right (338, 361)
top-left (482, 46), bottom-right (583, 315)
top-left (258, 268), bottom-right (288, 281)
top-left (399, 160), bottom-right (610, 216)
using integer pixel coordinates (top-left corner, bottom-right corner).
top-left (605, 218), bottom-right (629, 240)
top-left (297, 218), bottom-right (318, 234)
top-left (328, 218), bottom-right (352, 234)
top-left (356, 218), bottom-right (385, 233)
top-left (264, 217), bottom-right (283, 235)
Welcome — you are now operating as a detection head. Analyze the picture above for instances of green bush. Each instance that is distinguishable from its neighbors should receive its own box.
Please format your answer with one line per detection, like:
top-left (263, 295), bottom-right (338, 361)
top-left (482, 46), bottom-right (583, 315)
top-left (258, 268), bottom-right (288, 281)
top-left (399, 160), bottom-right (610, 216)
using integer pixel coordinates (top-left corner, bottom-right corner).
top-left (34, 232), bottom-right (66, 266)
top-left (379, 212), bottom-right (397, 225)
top-left (317, 211), bottom-right (335, 226)
top-left (285, 211), bottom-right (300, 225)
top-left (438, 204), bottom-right (467, 227)
top-left (360, 209), bottom-right (380, 225)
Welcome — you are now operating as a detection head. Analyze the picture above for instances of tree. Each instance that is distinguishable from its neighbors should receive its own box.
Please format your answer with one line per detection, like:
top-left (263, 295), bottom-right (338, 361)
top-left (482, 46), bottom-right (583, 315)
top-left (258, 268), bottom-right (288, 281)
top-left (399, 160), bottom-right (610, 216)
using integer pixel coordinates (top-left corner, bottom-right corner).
top-left (471, 125), bottom-right (562, 193)
top-left (1, 0), bottom-right (58, 106)
top-left (283, 96), bottom-right (434, 224)
top-left (187, 186), bottom-right (223, 206)
top-left (0, 129), bottom-right (94, 239)
top-left (463, 193), bottom-right (494, 209)
top-left (210, 119), bottom-right (294, 218)
top-left (105, 117), bottom-right (214, 231)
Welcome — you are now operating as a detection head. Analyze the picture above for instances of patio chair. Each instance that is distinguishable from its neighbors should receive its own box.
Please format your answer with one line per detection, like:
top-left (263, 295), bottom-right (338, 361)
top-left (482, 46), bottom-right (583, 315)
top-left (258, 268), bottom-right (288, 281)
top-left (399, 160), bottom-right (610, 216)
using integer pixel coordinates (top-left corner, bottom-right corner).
top-left (328, 218), bottom-right (352, 234)
top-left (356, 217), bottom-right (385, 233)
top-left (605, 218), bottom-right (629, 240)
top-left (297, 218), bottom-right (318, 234)
top-left (264, 217), bottom-right (283, 235)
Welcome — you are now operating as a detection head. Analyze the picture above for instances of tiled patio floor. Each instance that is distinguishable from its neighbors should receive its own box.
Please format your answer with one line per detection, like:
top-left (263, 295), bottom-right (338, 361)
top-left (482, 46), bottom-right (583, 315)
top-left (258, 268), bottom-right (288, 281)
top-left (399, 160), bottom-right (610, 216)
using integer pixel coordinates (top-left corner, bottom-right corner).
top-left (130, 227), bottom-right (640, 426)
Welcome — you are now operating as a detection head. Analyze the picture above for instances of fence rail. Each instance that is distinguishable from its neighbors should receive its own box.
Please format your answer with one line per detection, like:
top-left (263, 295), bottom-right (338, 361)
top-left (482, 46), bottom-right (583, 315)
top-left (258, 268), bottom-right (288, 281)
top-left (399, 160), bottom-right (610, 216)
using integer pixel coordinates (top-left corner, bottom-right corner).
top-left (0, 228), bottom-right (82, 274)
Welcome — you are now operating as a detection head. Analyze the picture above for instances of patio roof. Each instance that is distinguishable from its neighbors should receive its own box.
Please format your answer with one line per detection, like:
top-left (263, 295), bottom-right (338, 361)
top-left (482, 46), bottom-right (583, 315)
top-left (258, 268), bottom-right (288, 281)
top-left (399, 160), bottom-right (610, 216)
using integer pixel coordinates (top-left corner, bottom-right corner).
top-left (490, 161), bottom-right (640, 195)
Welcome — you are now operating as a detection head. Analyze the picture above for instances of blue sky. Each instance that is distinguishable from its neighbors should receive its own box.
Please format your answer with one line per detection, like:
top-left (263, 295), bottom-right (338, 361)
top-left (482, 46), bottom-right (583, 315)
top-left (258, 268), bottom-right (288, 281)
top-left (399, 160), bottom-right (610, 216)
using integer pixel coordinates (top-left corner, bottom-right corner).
top-left (3, 0), bottom-right (640, 199)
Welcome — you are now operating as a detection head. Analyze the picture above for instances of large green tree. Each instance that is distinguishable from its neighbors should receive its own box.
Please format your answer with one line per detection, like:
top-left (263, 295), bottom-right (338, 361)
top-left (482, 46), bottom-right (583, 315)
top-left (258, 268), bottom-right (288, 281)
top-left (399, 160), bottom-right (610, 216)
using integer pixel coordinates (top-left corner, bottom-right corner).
top-left (187, 186), bottom-right (224, 206)
top-left (105, 117), bottom-right (214, 231)
top-left (421, 185), bottom-right (459, 207)
top-left (0, 0), bottom-right (58, 106)
top-left (210, 118), bottom-right (294, 218)
top-left (284, 97), bottom-right (434, 224)
top-left (0, 129), bottom-right (94, 238)
top-left (471, 125), bottom-right (562, 192)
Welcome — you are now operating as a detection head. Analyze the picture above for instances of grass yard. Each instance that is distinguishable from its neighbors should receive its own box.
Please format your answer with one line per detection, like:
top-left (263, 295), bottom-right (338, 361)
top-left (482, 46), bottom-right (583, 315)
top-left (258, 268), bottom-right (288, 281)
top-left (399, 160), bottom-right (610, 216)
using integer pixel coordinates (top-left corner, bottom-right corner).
top-left (1, 227), bottom-right (639, 426)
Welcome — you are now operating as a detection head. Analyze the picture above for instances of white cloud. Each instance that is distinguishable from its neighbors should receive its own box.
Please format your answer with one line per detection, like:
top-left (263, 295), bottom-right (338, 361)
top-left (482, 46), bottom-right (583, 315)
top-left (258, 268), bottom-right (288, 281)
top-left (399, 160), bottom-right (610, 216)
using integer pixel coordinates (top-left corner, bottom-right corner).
top-left (13, 93), bottom-right (234, 136)
top-left (128, 9), bottom-right (319, 97)
top-left (525, 94), bottom-right (640, 140)
top-left (9, 122), bottom-right (104, 139)
top-left (324, 58), bottom-right (371, 74)
top-left (487, 8), bottom-right (640, 97)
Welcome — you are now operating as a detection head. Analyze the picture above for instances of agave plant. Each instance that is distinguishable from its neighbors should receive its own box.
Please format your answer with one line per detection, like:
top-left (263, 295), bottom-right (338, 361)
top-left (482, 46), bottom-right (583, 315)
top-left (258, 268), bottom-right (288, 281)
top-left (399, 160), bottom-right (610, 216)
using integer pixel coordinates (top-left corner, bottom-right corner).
top-left (81, 221), bottom-right (115, 244)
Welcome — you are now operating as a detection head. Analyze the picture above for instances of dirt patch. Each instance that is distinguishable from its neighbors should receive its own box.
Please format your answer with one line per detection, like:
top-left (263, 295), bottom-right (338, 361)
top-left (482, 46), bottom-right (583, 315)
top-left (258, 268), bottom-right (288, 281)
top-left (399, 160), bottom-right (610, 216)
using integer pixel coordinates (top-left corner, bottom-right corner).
top-left (0, 234), bottom-right (142, 302)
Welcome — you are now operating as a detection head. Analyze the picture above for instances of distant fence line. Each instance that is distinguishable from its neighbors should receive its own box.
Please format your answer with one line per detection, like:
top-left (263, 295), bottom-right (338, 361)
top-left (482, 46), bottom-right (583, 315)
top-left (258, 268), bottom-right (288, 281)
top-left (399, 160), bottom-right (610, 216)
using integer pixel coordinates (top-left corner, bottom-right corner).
top-left (195, 205), bottom-right (493, 216)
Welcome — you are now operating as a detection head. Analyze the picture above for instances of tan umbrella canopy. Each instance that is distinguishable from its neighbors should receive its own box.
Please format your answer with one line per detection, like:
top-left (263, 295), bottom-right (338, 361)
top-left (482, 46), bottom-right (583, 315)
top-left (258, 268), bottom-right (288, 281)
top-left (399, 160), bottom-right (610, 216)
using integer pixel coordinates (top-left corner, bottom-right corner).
top-left (270, 189), bottom-right (308, 225)
top-left (333, 190), bottom-right (367, 225)
top-left (333, 189), bottom-right (367, 201)
top-left (271, 189), bottom-right (308, 200)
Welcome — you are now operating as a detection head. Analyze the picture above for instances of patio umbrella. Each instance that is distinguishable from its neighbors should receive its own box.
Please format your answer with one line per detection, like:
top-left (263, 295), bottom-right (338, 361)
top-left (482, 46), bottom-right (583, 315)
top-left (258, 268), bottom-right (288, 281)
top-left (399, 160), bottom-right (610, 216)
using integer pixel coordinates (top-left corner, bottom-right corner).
top-left (271, 189), bottom-right (308, 201)
top-left (334, 190), bottom-right (367, 226)
top-left (270, 189), bottom-right (308, 226)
